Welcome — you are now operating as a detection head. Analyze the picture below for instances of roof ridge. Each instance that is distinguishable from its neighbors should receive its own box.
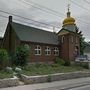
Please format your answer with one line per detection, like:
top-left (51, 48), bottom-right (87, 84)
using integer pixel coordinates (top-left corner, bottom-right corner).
top-left (12, 21), bottom-right (54, 34)
top-left (10, 21), bottom-right (59, 45)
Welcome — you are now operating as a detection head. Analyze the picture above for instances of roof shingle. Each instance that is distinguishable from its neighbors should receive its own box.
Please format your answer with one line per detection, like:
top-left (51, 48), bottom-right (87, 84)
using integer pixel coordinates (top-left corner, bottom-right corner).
top-left (11, 22), bottom-right (59, 45)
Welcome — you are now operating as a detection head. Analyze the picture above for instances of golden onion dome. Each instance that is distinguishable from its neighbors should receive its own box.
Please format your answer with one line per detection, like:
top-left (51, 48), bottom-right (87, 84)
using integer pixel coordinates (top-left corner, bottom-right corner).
top-left (63, 17), bottom-right (75, 25)
top-left (63, 11), bottom-right (75, 25)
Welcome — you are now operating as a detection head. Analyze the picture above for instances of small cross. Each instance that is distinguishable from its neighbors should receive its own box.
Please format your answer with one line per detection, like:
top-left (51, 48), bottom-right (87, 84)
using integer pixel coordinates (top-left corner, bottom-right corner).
top-left (68, 3), bottom-right (70, 12)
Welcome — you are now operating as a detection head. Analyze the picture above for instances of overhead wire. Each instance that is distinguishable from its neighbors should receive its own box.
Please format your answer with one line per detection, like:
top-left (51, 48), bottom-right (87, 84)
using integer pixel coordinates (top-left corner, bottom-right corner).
top-left (18, 0), bottom-right (65, 18)
top-left (70, 0), bottom-right (90, 25)
top-left (0, 0), bottom-right (90, 30)
top-left (83, 0), bottom-right (90, 4)
top-left (71, 0), bottom-right (90, 12)
top-left (0, 9), bottom-right (60, 28)
top-left (18, 0), bottom-right (90, 26)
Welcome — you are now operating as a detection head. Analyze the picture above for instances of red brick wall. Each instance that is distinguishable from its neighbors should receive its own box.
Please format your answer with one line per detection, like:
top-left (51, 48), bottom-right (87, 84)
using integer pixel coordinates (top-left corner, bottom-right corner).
top-left (21, 42), bottom-right (60, 62)
top-left (69, 34), bottom-right (80, 60)
top-left (2, 23), bottom-right (20, 53)
top-left (60, 33), bottom-right (80, 61)
top-left (60, 34), bottom-right (69, 60)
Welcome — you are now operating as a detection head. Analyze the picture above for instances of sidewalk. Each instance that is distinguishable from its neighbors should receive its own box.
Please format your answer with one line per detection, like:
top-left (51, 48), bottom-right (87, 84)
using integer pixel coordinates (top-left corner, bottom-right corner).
top-left (1, 77), bottom-right (90, 90)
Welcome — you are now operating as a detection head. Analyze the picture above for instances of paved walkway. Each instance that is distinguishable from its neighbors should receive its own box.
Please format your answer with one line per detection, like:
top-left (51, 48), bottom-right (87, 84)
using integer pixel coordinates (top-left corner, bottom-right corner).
top-left (1, 77), bottom-right (90, 90)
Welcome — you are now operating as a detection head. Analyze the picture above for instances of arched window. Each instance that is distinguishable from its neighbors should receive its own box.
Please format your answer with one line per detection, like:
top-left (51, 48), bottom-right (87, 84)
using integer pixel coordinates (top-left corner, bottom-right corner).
top-left (24, 44), bottom-right (30, 50)
top-left (61, 36), bottom-right (65, 43)
top-left (35, 45), bottom-right (41, 55)
top-left (54, 47), bottom-right (59, 56)
top-left (45, 46), bottom-right (51, 56)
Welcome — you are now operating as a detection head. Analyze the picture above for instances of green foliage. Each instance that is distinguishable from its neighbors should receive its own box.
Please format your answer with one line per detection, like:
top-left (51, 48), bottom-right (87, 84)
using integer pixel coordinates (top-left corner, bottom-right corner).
top-left (47, 75), bottom-right (52, 82)
top-left (75, 62), bottom-right (89, 69)
top-left (0, 70), bottom-right (13, 79)
top-left (22, 64), bottom-right (86, 76)
top-left (80, 36), bottom-right (86, 55)
top-left (81, 63), bottom-right (89, 69)
top-left (14, 45), bottom-right (30, 66)
top-left (0, 49), bottom-right (9, 69)
top-left (84, 42), bottom-right (90, 53)
top-left (64, 60), bottom-right (71, 66)
top-left (76, 30), bottom-right (86, 55)
top-left (54, 57), bottom-right (65, 65)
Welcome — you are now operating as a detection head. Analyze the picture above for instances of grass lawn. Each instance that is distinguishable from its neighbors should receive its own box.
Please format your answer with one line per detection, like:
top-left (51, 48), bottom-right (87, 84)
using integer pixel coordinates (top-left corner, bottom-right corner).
top-left (22, 63), bottom-right (87, 76)
top-left (0, 70), bottom-right (13, 79)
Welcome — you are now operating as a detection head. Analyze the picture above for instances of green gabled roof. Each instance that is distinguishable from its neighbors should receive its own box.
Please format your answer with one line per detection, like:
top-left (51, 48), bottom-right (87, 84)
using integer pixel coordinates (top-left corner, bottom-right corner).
top-left (58, 28), bottom-right (80, 36)
top-left (11, 22), bottom-right (59, 45)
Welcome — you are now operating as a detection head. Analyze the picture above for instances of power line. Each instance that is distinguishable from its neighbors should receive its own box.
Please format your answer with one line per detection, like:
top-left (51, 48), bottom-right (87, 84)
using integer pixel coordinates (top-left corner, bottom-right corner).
top-left (0, 14), bottom-right (46, 30)
top-left (76, 17), bottom-right (90, 25)
top-left (19, 0), bottom-right (90, 25)
top-left (70, 0), bottom-right (90, 24)
top-left (71, 0), bottom-right (90, 12)
top-left (1, 0), bottom-right (90, 30)
top-left (0, 14), bottom-right (8, 19)
top-left (1, 8), bottom-right (90, 30)
top-left (0, 14), bottom-right (60, 33)
top-left (83, 0), bottom-right (90, 4)
top-left (29, 0), bottom-right (65, 16)
top-left (0, 12), bottom-right (90, 30)
top-left (0, 15), bottom-right (59, 29)
top-left (0, 9), bottom-right (60, 28)
top-left (18, 0), bottom-right (65, 18)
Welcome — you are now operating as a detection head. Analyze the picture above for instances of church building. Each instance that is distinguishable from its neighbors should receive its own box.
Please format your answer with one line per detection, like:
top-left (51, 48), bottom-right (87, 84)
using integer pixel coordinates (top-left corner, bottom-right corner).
top-left (1, 8), bottom-right (80, 62)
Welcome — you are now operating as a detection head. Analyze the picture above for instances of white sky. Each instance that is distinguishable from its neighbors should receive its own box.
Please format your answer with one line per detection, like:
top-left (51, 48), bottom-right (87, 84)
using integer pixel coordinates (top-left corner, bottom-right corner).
top-left (0, 0), bottom-right (90, 41)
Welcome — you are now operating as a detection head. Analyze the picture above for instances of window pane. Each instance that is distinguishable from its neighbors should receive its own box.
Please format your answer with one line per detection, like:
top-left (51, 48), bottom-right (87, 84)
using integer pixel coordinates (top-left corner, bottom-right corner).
top-left (35, 45), bottom-right (41, 55)
top-left (45, 46), bottom-right (51, 55)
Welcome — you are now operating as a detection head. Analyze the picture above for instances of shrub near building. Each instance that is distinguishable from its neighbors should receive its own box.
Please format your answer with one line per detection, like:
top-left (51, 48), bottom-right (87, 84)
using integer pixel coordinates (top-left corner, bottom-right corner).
top-left (0, 49), bottom-right (9, 69)
top-left (13, 45), bottom-right (30, 66)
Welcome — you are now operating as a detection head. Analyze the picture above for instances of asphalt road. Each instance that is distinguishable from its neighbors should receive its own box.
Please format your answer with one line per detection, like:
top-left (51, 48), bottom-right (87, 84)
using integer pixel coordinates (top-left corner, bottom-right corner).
top-left (1, 77), bottom-right (90, 90)
top-left (69, 85), bottom-right (90, 90)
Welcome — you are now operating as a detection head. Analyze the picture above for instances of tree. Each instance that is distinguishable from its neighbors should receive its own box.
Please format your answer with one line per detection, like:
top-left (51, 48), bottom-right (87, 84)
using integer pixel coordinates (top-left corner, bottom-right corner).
top-left (76, 29), bottom-right (86, 55)
top-left (80, 35), bottom-right (86, 55)
top-left (0, 49), bottom-right (9, 69)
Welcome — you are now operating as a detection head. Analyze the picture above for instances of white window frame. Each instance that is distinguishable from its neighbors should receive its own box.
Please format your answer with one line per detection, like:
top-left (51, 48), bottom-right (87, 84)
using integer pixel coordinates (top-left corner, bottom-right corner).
top-left (45, 46), bottom-right (51, 56)
top-left (54, 47), bottom-right (59, 56)
top-left (35, 45), bottom-right (41, 55)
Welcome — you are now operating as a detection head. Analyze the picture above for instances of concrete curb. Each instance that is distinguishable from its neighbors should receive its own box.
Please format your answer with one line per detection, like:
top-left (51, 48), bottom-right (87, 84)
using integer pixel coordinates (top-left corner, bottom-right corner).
top-left (0, 76), bottom-right (19, 88)
top-left (21, 71), bottom-right (90, 84)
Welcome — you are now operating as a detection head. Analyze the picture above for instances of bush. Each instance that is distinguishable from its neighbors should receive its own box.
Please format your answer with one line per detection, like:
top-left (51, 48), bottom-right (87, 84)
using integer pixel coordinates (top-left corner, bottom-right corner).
top-left (47, 75), bottom-right (52, 82)
top-left (64, 60), bottom-right (71, 66)
top-left (5, 67), bottom-right (13, 73)
top-left (14, 45), bottom-right (30, 66)
top-left (82, 63), bottom-right (89, 69)
top-left (54, 57), bottom-right (65, 65)
top-left (75, 62), bottom-right (89, 69)
top-left (0, 49), bottom-right (9, 69)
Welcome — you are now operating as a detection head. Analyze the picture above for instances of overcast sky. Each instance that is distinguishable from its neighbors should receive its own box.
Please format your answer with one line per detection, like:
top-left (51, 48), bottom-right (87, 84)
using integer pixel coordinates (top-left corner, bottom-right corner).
top-left (0, 0), bottom-right (90, 41)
